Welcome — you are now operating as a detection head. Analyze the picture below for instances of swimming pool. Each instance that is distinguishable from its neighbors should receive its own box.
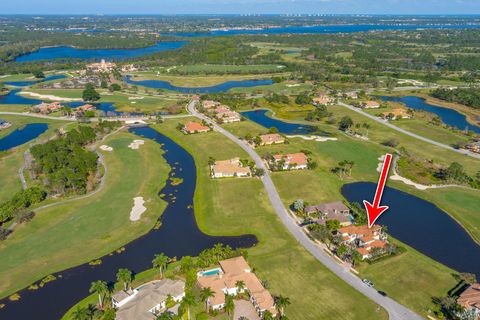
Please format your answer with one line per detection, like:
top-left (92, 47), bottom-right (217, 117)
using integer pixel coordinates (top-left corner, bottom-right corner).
top-left (199, 268), bottom-right (222, 277)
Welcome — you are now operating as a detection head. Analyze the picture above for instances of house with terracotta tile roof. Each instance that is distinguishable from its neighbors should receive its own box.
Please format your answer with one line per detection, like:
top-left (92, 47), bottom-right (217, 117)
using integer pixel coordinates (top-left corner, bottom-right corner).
top-left (313, 93), bottom-right (334, 105)
top-left (457, 284), bottom-right (480, 317)
top-left (183, 121), bottom-right (210, 134)
top-left (362, 101), bottom-right (381, 109)
top-left (381, 107), bottom-right (411, 120)
top-left (270, 152), bottom-right (308, 170)
top-left (196, 256), bottom-right (277, 317)
top-left (202, 100), bottom-right (219, 109)
top-left (258, 133), bottom-right (285, 146)
top-left (216, 110), bottom-right (241, 123)
top-left (32, 102), bottom-right (63, 114)
top-left (211, 158), bottom-right (251, 178)
top-left (338, 224), bottom-right (388, 260)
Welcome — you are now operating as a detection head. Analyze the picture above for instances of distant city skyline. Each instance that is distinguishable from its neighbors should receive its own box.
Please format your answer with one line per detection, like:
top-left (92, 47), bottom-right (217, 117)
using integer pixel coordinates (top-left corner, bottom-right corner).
top-left (6, 0), bottom-right (480, 15)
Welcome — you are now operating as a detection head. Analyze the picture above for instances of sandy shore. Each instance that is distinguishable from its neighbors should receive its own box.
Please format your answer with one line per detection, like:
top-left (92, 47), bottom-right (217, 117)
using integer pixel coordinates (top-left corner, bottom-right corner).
top-left (130, 196), bottom-right (146, 221)
top-left (19, 91), bottom-right (82, 102)
top-left (286, 135), bottom-right (338, 142)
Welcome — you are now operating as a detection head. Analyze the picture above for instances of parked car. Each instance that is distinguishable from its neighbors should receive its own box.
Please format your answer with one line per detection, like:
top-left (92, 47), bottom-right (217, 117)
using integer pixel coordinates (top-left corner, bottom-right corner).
top-left (377, 290), bottom-right (387, 297)
top-left (362, 279), bottom-right (374, 287)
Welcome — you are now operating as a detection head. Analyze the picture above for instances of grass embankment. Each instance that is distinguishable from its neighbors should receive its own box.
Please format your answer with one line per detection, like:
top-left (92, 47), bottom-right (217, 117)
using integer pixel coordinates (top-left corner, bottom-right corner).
top-left (172, 64), bottom-right (286, 74)
top-left (0, 115), bottom-right (71, 203)
top-left (220, 120), bottom-right (464, 316)
top-left (0, 131), bottom-right (169, 299)
top-left (153, 119), bottom-right (388, 320)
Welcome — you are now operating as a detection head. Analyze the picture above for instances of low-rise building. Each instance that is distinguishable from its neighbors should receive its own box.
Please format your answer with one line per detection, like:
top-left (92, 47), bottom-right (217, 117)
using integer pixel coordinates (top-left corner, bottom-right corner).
top-left (202, 100), bottom-right (219, 109)
top-left (457, 284), bottom-right (480, 318)
top-left (362, 101), bottom-right (381, 109)
top-left (381, 107), bottom-right (411, 120)
top-left (313, 93), bottom-right (334, 105)
top-left (216, 111), bottom-right (241, 123)
top-left (183, 121), bottom-right (210, 134)
top-left (112, 279), bottom-right (185, 320)
top-left (338, 224), bottom-right (388, 260)
top-left (32, 102), bottom-right (63, 114)
top-left (212, 158), bottom-right (251, 178)
top-left (271, 152), bottom-right (308, 170)
top-left (86, 59), bottom-right (117, 73)
top-left (466, 141), bottom-right (480, 154)
top-left (196, 256), bottom-right (277, 317)
top-left (305, 201), bottom-right (352, 226)
top-left (258, 133), bottom-right (285, 146)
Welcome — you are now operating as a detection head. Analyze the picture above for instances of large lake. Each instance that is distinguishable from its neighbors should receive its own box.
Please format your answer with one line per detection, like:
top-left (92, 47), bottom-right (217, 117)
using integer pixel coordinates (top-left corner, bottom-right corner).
top-left (379, 95), bottom-right (480, 134)
top-left (15, 41), bottom-right (188, 62)
top-left (3, 74), bottom-right (68, 87)
top-left (0, 126), bottom-right (256, 319)
top-left (342, 182), bottom-right (480, 278)
top-left (0, 123), bottom-right (49, 151)
top-left (124, 75), bottom-right (273, 93)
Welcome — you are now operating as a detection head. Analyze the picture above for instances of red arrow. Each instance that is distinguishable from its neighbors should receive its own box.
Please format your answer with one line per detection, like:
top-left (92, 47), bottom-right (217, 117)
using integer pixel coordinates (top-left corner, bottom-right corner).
top-left (363, 153), bottom-right (393, 228)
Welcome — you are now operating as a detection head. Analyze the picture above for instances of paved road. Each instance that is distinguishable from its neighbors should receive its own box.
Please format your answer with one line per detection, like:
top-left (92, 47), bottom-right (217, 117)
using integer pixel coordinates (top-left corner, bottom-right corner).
top-left (187, 101), bottom-right (423, 320)
top-left (338, 102), bottom-right (480, 160)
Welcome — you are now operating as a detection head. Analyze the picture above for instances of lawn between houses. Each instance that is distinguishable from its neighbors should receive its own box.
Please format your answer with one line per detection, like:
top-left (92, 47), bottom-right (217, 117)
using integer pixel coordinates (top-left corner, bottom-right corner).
top-left (215, 119), bottom-right (466, 316)
top-left (0, 131), bottom-right (169, 299)
top-left (153, 119), bottom-right (388, 320)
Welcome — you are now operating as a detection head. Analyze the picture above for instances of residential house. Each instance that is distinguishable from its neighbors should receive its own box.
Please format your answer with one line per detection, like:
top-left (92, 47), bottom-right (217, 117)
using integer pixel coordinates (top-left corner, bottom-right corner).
top-left (313, 93), bottom-right (334, 105)
top-left (196, 256), bottom-right (277, 317)
top-left (457, 284), bottom-right (480, 318)
top-left (183, 121), bottom-right (210, 134)
top-left (305, 201), bottom-right (352, 226)
top-left (344, 91), bottom-right (359, 99)
top-left (211, 158), bottom-right (251, 178)
top-left (338, 225), bottom-right (387, 260)
top-left (466, 141), bottom-right (480, 154)
top-left (112, 279), bottom-right (185, 320)
top-left (258, 133), bottom-right (285, 146)
top-left (32, 102), bottom-right (63, 114)
top-left (216, 111), bottom-right (241, 123)
top-left (202, 100), bottom-right (219, 109)
top-left (381, 107), bottom-right (411, 120)
top-left (362, 101), bottom-right (381, 109)
top-left (271, 152), bottom-right (308, 170)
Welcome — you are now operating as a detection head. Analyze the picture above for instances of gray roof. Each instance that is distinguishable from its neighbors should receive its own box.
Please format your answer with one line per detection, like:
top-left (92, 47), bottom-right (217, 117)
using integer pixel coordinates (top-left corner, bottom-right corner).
top-left (305, 201), bottom-right (349, 215)
top-left (116, 279), bottom-right (185, 320)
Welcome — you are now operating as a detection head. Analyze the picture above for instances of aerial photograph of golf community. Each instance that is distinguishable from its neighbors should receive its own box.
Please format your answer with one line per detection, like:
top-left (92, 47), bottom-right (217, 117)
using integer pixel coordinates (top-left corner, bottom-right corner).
top-left (0, 1), bottom-right (480, 319)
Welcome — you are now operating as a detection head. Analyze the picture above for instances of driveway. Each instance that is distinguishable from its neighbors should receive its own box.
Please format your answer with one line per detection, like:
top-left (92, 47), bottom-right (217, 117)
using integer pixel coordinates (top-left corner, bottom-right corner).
top-left (233, 299), bottom-right (260, 320)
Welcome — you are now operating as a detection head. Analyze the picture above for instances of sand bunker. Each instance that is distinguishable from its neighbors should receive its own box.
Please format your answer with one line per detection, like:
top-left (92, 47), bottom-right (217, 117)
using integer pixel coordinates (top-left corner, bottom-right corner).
top-left (376, 155), bottom-right (434, 190)
top-left (286, 135), bottom-right (337, 142)
top-left (19, 91), bottom-right (82, 102)
top-left (130, 197), bottom-right (146, 221)
top-left (128, 139), bottom-right (145, 150)
top-left (99, 145), bottom-right (113, 152)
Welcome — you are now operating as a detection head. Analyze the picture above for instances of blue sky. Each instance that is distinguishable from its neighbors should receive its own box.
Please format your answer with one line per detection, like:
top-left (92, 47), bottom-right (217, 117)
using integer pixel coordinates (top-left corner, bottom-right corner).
top-left (7, 0), bottom-right (480, 15)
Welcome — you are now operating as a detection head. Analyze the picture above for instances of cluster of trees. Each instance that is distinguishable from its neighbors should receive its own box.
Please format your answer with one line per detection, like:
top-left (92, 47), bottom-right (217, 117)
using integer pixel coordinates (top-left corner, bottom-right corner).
top-left (82, 83), bottom-right (101, 102)
top-left (331, 160), bottom-right (355, 179)
top-left (436, 162), bottom-right (480, 189)
top-left (305, 105), bottom-right (329, 121)
top-left (30, 126), bottom-right (99, 195)
top-left (431, 88), bottom-right (480, 110)
top-left (0, 187), bottom-right (46, 226)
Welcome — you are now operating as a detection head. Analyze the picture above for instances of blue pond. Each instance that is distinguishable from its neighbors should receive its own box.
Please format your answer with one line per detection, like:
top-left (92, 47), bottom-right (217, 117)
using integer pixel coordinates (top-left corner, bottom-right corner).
top-left (15, 41), bottom-right (188, 62)
top-left (241, 109), bottom-right (326, 135)
top-left (163, 24), bottom-right (480, 37)
top-left (3, 74), bottom-right (68, 87)
top-left (379, 95), bottom-right (480, 134)
top-left (342, 182), bottom-right (480, 278)
top-left (0, 89), bottom-right (43, 105)
top-left (124, 76), bottom-right (273, 93)
top-left (0, 123), bottom-right (48, 151)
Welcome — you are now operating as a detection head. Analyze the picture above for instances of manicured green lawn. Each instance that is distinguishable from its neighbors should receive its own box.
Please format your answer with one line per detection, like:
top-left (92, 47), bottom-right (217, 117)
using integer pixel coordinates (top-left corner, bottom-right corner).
top-left (174, 64), bottom-right (286, 74)
top-left (0, 131), bottom-right (169, 299)
top-left (129, 73), bottom-right (279, 87)
top-left (153, 119), bottom-right (388, 320)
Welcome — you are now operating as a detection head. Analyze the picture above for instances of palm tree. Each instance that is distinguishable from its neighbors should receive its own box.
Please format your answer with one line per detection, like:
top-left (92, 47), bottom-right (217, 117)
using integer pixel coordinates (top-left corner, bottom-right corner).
top-left (116, 268), bottom-right (132, 291)
top-left (262, 310), bottom-right (275, 320)
top-left (152, 253), bottom-right (169, 278)
top-left (181, 292), bottom-right (196, 320)
top-left (71, 306), bottom-right (89, 320)
top-left (362, 123), bottom-right (370, 137)
top-left (235, 280), bottom-right (246, 295)
top-left (274, 295), bottom-right (291, 317)
top-left (224, 294), bottom-right (235, 320)
top-left (199, 287), bottom-right (215, 312)
top-left (89, 280), bottom-right (108, 308)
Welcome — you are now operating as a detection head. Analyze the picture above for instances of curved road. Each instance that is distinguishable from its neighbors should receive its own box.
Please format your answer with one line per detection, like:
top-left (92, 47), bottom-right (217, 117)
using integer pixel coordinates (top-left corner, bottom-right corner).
top-left (338, 102), bottom-right (480, 160)
top-left (187, 101), bottom-right (423, 320)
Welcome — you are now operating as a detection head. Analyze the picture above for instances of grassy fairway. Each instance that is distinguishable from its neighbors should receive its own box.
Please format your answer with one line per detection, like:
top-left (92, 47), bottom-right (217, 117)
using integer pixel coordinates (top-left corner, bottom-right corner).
top-left (0, 115), bottom-right (71, 203)
top-left (0, 131), bottom-right (169, 299)
top-left (154, 119), bottom-right (388, 320)
top-left (173, 64), bottom-right (286, 74)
